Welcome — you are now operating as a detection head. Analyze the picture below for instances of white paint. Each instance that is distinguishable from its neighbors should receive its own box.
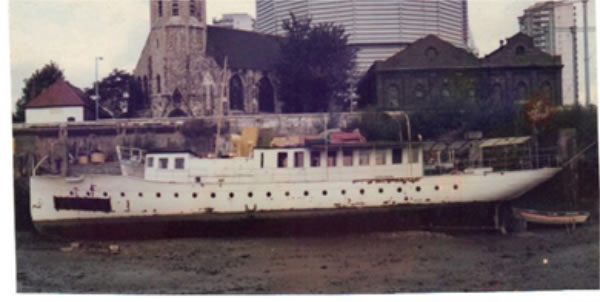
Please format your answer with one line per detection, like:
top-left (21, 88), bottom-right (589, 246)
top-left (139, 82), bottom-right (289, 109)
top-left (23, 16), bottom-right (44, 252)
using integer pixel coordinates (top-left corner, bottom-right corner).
top-left (25, 106), bottom-right (84, 124)
top-left (30, 144), bottom-right (560, 223)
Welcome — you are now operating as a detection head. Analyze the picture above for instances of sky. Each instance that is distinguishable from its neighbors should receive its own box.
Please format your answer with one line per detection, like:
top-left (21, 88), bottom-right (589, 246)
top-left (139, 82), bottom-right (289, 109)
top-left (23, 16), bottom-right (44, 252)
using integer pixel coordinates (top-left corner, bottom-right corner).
top-left (6, 0), bottom-right (599, 110)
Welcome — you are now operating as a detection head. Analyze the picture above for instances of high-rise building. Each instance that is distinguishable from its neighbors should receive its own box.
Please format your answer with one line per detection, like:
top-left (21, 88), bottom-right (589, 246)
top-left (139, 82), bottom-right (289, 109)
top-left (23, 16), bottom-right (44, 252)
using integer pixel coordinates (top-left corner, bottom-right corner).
top-left (519, 1), bottom-right (578, 105)
top-left (213, 13), bottom-right (255, 31)
top-left (256, 0), bottom-right (470, 75)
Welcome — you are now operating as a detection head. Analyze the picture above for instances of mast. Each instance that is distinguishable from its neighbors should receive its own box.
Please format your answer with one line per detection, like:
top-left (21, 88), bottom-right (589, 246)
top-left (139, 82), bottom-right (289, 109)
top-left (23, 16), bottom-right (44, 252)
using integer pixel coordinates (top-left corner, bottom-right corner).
top-left (215, 57), bottom-right (228, 156)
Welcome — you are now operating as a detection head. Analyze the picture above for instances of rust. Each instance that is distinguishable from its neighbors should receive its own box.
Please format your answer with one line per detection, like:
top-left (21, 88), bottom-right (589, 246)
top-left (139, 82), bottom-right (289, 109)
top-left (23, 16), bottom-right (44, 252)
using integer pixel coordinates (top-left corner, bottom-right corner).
top-left (352, 177), bottom-right (421, 184)
top-left (205, 207), bottom-right (214, 213)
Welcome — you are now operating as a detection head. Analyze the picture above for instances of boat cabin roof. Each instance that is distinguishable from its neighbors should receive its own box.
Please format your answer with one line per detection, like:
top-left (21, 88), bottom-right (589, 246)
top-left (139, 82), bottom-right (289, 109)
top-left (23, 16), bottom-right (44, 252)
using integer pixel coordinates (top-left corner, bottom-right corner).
top-left (255, 141), bottom-right (421, 150)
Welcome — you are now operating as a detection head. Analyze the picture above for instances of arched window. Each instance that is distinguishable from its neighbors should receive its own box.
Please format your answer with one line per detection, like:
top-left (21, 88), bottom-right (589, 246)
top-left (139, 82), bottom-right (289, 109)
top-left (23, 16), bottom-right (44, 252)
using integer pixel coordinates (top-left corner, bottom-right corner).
top-left (491, 83), bottom-right (502, 104)
top-left (386, 85), bottom-right (400, 108)
top-left (158, 0), bottom-right (163, 17)
top-left (516, 82), bottom-right (528, 103)
top-left (156, 75), bottom-right (161, 93)
top-left (441, 84), bottom-right (451, 98)
top-left (172, 0), bottom-right (179, 16)
top-left (258, 77), bottom-right (275, 112)
top-left (415, 84), bottom-right (425, 99)
top-left (173, 89), bottom-right (183, 106)
top-left (229, 75), bottom-right (244, 111)
top-left (541, 81), bottom-right (553, 103)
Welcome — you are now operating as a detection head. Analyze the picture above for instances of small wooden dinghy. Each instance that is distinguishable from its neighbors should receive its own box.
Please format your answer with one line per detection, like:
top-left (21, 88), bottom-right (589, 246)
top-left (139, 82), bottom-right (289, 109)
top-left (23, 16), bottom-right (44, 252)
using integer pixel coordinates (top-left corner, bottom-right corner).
top-left (513, 208), bottom-right (590, 225)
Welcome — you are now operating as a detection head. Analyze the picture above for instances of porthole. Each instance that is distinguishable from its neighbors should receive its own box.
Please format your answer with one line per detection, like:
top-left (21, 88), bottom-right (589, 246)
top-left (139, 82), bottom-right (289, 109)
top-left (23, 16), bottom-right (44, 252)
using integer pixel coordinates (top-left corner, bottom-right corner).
top-left (86, 192), bottom-right (90, 197)
top-left (359, 189), bottom-right (365, 195)
top-left (248, 192), bottom-right (253, 198)
top-left (211, 192), bottom-right (216, 198)
top-left (192, 193), bottom-right (198, 198)
top-left (69, 191), bottom-right (74, 196)
top-left (397, 187), bottom-right (402, 193)
top-left (285, 191), bottom-right (290, 197)
top-left (379, 188), bottom-right (384, 194)
top-left (404, 197), bottom-right (408, 201)
top-left (156, 192), bottom-right (161, 198)
top-left (435, 185), bottom-right (439, 191)
top-left (416, 186), bottom-right (421, 192)
top-left (138, 192), bottom-right (143, 197)
top-left (195, 177), bottom-right (201, 183)
top-left (267, 192), bottom-right (272, 198)
top-left (454, 184), bottom-right (459, 190)
top-left (322, 190), bottom-right (327, 196)
top-left (174, 193), bottom-right (179, 198)
top-left (121, 192), bottom-right (125, 197)
top-left (229, 192), bottom-right (235, 198)
top-left (103, 192), bottom-right (108, 197)
top-left (341, 189), bottom-right (346, 195)
top-left (304, 191), bottom-right (309, 196)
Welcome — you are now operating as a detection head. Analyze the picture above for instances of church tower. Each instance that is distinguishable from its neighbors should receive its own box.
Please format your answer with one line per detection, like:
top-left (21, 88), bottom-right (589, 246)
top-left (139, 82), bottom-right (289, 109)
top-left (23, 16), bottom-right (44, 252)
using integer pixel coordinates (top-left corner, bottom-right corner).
top-left (134, 0), bottom-right (222, 117)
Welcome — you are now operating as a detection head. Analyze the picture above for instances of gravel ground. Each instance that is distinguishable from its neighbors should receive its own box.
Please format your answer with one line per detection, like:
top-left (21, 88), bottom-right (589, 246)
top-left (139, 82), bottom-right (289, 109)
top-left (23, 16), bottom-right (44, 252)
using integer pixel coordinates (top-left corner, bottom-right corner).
top-left (15, 219), bottom-right (599, 294)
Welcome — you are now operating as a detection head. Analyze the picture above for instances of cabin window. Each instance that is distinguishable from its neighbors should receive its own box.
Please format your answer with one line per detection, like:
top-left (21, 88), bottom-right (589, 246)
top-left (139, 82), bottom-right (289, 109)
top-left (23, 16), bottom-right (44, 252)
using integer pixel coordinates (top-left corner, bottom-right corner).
top-left (174, 157), bottom-right (185, 169)
top-left (277, 152), bottom-right (288, 168)
top-left (409, 149), bottom-right (419, 163)
top-left (327, 151), bottom-right (337, 167)
top-left (310, 151), bottom-right (321, 167)
top-left (392, 148), bottom-right (403, 164)
top-left (260, 152), bottom-right (264, 168)
top-left (147, 157), bottom-right (154, 168)
top-left (375, 150), bottom-right (386, 165)
top-left (359, 150), bottom-right (369, 166)
top-left (294, 151), bottom-right (304, 168)
top-left (343, 150), bottom-right (353, 166)
top-left (159, 158), bottom-right (168, 169)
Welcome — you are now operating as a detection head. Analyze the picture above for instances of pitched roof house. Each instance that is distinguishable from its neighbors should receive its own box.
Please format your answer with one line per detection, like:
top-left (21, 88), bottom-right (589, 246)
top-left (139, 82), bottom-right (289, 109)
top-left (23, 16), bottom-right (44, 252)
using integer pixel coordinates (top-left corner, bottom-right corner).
top-left (25, 79), bottom-right (94, 123)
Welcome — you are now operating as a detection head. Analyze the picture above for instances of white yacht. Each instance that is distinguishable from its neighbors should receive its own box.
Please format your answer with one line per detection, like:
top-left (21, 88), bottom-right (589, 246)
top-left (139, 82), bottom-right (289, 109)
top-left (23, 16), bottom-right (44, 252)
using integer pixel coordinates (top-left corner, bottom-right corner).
top-left (29, 136), bottom-right (561, 235)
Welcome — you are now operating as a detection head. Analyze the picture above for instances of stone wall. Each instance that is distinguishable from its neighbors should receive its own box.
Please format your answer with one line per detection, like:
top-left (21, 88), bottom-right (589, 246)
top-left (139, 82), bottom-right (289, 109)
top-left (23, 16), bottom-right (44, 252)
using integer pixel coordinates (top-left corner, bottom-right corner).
top-left (13, 112), bottom-right (363, 176)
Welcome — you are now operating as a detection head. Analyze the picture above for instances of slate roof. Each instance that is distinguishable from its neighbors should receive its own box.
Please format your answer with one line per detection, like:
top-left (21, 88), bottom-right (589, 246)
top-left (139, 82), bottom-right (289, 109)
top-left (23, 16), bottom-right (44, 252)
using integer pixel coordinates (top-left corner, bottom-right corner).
top-left (482, 32), bottom-right (562, 67)
top-left (206, 25), bottom-right (281, 70)
top-left (376, 35), bottom-right (480, 71)
top-left (26, 79), bottom-right (89, 108)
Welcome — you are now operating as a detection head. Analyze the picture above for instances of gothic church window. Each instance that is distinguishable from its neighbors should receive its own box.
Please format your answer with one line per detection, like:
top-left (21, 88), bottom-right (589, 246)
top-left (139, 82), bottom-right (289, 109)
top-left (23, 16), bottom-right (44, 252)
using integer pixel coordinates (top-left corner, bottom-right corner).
top-left (258, 77), bottom-right (274, 112)
top-left (172, 0), bottom-right (179, 16)
top-left (158, 1), bottom-right (163, 17)
top-left (229, 75), bottom-right (244, 111)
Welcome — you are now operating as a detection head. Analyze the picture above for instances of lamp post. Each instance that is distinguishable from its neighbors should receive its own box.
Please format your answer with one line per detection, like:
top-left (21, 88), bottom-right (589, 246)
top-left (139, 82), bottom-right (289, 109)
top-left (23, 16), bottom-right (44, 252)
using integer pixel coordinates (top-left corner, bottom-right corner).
top-left (582, 0), bottom-right (591, 106)
top-left (95, 56), bottom-right (103, 120)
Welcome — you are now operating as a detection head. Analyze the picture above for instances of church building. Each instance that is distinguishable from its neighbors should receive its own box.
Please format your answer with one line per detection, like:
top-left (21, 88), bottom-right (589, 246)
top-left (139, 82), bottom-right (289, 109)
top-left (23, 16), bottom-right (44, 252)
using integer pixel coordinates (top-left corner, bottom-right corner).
top-left (133, 0), bottom-right (281, 118)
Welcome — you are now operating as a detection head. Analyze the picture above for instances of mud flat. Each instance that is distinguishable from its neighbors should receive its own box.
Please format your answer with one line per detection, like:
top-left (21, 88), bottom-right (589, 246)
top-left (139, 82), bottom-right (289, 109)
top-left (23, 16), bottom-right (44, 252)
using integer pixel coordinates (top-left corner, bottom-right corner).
top-left (15, 219), bottom-right (599, 294)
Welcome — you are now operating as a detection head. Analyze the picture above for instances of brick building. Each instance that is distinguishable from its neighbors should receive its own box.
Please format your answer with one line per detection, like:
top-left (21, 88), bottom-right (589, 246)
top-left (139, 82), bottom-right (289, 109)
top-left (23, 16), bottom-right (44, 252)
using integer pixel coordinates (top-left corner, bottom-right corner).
top-left (358, 33), bottom-right (563, 111)
top-left (133, 0), bottom-right (281, 118)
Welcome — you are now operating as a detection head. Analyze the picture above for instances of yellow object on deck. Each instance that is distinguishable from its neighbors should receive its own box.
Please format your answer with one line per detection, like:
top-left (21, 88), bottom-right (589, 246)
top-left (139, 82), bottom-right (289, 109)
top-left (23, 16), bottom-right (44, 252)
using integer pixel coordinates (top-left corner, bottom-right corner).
top-left (233, 127), bottom-right (260, 157)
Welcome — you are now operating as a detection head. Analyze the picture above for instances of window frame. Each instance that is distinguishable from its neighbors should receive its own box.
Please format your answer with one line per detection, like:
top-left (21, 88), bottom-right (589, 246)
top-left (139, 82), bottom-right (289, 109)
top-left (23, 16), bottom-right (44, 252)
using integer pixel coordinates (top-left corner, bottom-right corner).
top-left (147, 157), bottom-right (154, 168)
top-left (174, 157), bottom-right (185, 170)
top-left (159, 158), bottom-right (169, 169)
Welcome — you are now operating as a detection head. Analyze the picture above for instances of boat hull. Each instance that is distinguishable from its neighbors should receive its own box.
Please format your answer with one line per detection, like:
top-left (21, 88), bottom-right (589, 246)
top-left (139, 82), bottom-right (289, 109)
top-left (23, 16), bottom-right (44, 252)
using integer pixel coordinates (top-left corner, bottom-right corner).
top-left (30, 168), bottom-right (560, 232)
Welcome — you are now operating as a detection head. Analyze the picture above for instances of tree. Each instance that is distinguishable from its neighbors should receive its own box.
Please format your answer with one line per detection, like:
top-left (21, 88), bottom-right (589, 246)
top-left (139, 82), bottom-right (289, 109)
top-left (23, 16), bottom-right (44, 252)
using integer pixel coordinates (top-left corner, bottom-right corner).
top-left (275, 13), bottom-right (356, 113)
top-left (84, 69), bottom-right (145, 118)
top-left (13, 62), bottom-right (64, 123)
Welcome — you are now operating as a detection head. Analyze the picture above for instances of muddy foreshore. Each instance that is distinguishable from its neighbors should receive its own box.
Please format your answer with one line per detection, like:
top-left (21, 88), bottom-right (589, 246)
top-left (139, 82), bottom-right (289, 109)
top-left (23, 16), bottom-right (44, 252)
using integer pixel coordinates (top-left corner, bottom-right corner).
top-left (15, 215), bottom-right (599, 294)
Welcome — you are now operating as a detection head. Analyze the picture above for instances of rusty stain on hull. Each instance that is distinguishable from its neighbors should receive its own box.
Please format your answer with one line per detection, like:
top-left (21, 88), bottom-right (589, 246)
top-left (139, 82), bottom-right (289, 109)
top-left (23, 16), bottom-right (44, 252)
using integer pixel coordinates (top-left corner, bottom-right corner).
top-left (352, 177), bottom-right (421, 184)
